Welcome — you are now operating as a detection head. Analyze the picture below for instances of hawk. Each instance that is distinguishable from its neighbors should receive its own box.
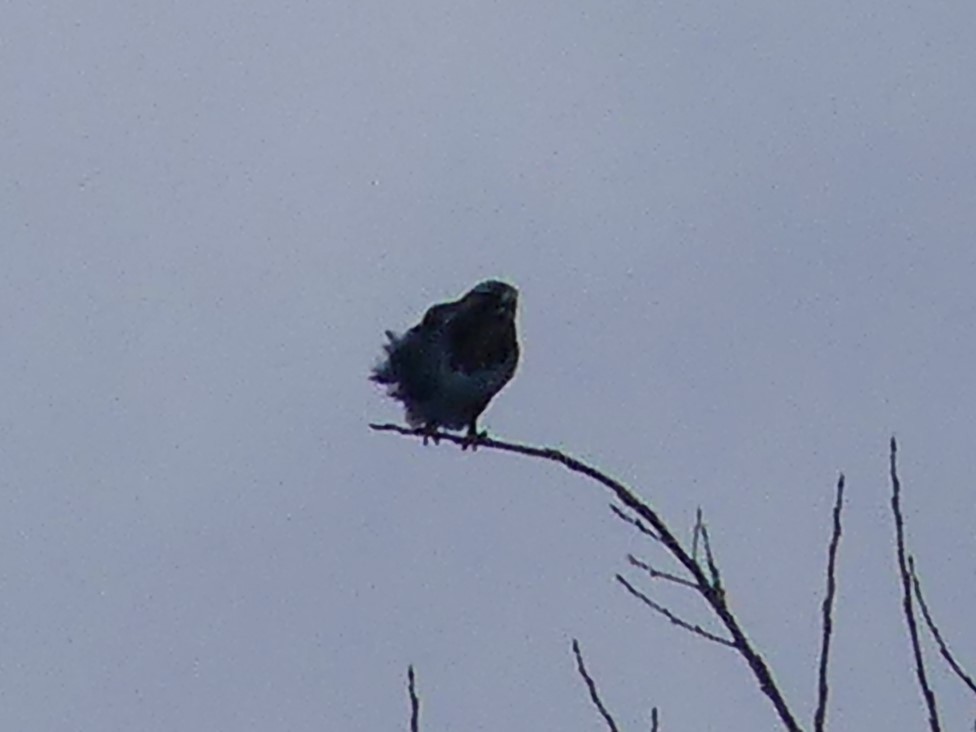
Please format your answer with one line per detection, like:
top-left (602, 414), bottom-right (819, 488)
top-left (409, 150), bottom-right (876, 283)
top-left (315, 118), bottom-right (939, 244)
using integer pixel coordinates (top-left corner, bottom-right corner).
top-left (371, 280), bottom-right (519, 446)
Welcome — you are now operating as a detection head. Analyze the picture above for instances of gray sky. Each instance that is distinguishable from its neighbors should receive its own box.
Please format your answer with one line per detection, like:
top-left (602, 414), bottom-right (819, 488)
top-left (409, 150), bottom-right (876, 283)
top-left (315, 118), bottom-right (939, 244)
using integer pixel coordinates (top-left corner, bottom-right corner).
top-left (3, 0), bottom-right (975, 729)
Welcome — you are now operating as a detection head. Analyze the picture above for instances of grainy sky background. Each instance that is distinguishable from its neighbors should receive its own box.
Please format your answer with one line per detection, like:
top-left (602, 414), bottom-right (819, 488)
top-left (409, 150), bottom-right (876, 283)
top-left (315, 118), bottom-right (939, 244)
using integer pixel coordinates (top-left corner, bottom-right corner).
top-left (3, 1), bottom-right (975, 729)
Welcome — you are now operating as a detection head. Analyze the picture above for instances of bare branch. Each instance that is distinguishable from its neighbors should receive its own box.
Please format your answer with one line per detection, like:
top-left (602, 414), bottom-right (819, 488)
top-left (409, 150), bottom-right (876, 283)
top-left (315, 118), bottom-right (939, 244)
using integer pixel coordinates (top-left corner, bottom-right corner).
top-left (890, 437), bottom-right (941, 731)
top-left (616, 574), bottom-right (735, 647)
top-left (628, 554), bottom-right (698, 590)
top-left (650, 706), bottom-right (660, 732)
top-left (572, 639), bottom-right (621, 732)
top-left (814, 473), bottom-right (845, 732)
top-left (407, 665), bottom-right (420, 732)
top-left (910, 556), bottom-right (976, 697)
top-left (611, 503), bottom-right (662, 542)
top-left (371, 422), bottom-right (804, 732)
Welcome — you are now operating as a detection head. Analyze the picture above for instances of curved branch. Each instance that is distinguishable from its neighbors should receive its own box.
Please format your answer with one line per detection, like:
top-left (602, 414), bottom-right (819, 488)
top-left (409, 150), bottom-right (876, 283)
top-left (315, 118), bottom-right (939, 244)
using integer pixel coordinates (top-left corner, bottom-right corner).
top-left (910, 557), bottom-right (976, 696)
top-left (371, 423), bottom-right (803, 732)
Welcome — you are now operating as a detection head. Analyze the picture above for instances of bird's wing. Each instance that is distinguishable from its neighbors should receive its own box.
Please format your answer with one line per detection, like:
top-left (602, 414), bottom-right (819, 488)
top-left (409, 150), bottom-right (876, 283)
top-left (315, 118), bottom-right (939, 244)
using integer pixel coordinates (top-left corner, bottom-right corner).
top-left (374, 296), bottom-right (465, 400)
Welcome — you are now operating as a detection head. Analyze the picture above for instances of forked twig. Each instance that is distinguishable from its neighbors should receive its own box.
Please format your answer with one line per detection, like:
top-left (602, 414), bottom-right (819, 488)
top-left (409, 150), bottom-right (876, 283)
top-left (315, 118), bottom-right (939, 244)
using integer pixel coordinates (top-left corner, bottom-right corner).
top-left (814, 474), bottom-right (845, 732)
top-left (890, 437), bottom-right (941, 732)
top-left (698, 522), bottom-right (723, 593)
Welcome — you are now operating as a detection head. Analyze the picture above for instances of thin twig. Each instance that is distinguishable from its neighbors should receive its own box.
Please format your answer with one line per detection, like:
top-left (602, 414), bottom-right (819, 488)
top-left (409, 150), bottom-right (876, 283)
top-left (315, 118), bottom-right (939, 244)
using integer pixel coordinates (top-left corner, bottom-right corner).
top-left (407, 665), bottom-right (420, 732)
top-left (371, 422), bottom-right (804, 732)
top-left (572, 639), bottom-right (621, 732)
top-left (814, 473), bottom-right (845, 732)
top-left (890, 437), bottom-right (941, 732)
top-left (650, 706), bottom-right (659, 732)
top-left (910, 556), bottom-right (976, 696)
top-left (692, 507), bottom-right (703, 563)
top-left (698, 522), bottom-right (723, 594)
top-left (616, 574), bottom-right (735, 647)
top-left (611, 503), bottom-right (662, 542)
top-left (628, 554), bottom-right (698, 590)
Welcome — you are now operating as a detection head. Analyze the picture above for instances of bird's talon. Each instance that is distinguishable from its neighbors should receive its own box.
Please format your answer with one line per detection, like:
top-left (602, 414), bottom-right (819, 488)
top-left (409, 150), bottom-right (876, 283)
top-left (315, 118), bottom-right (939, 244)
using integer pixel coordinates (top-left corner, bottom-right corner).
top-left (461, 430), bottom-right (487, 451)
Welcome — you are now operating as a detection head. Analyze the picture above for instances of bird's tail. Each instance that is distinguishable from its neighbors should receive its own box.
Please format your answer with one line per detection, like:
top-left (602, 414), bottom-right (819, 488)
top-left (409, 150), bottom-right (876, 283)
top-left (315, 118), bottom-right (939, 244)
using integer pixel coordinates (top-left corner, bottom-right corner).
top-left (369, 331), bottom-right (401, 384)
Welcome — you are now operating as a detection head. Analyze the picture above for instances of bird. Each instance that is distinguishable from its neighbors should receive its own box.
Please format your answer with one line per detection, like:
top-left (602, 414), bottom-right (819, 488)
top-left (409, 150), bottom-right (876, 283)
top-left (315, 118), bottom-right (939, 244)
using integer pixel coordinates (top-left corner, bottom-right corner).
top-left (371, 280), bottom-right (519, 447)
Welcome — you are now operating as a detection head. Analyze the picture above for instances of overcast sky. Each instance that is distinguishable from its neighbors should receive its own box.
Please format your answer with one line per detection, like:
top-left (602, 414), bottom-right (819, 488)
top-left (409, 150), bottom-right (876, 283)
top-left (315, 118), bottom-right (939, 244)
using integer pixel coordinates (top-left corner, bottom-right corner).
top-left (3, 0), bottom-right (975, 729)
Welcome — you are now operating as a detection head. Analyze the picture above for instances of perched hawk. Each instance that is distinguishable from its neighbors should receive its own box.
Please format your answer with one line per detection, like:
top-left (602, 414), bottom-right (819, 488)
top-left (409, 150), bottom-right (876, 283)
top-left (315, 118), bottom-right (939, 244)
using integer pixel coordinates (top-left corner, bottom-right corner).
top-left (371, 280), bottom-right (519, 445)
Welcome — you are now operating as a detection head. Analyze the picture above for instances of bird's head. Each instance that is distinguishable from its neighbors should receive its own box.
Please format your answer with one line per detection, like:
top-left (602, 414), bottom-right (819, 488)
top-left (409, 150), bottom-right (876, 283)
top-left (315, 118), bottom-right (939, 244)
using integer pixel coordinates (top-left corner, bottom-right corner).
top-left (466, 280), bottom-right (518, 318)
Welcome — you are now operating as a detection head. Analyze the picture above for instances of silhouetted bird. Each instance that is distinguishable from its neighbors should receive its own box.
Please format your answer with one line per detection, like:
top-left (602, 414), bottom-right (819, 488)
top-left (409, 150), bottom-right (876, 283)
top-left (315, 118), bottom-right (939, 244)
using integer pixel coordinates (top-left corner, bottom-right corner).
top-left (371, 280), bottom-right (519, 446)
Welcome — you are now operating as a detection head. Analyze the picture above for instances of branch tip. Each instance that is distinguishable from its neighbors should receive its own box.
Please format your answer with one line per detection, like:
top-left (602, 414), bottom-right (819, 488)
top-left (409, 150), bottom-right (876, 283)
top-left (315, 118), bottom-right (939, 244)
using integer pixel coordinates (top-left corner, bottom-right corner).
top-left (572, 638), bottom-right (621, 732)
top-left (814, 471), bottom-right (845, 732)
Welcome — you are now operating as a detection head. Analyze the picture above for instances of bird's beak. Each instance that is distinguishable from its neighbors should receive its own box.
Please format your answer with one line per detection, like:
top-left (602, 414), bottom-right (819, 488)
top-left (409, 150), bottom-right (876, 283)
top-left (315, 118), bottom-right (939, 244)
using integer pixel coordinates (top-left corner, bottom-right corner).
top-left (498, 290), bottom-right (517, 314)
